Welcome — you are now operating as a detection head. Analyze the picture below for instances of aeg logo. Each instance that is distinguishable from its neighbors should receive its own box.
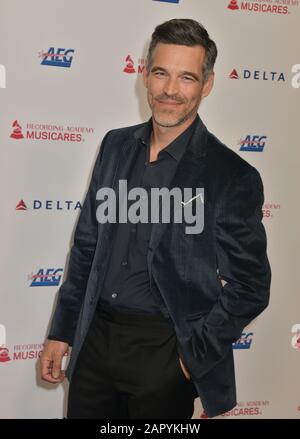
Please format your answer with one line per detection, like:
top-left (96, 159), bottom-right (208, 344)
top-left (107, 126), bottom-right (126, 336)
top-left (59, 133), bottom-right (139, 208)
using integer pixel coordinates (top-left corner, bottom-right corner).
top-left (39, 47), bottom-right (75, 68)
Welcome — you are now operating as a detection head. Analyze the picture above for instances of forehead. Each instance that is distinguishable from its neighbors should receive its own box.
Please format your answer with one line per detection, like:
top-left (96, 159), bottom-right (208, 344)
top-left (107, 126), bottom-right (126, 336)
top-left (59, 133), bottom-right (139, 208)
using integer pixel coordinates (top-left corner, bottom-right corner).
top-left (151, 43), bottom-right (205, 72)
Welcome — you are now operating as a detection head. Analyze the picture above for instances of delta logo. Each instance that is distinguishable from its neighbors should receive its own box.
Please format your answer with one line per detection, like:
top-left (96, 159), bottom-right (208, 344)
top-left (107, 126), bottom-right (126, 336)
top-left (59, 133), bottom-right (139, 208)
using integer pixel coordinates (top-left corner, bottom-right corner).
top-left (229, 68), bottom-right (285, 82)
top-left (39, 47), bottom-right (75, 68)
top-left (238, 135), bottom-right (267, 152)
top-left (9, 119), bottom-right (94, 142)
top-left (227, 0), bottom-right (299, 15)
top-left (221, 400), bottom-right (270, 417)
top-left (28, 268), bottom-right (63, 287)
top-left (15, 199), bottom-right (82, 211)
top-left (123, 55), bottom-right (146, 75)
top-left (233, 332), bottom-right (254, 349)
top-left (262, 202), bottom-right (281, 219)
top-left (291, 324), bottom-right (300, 349)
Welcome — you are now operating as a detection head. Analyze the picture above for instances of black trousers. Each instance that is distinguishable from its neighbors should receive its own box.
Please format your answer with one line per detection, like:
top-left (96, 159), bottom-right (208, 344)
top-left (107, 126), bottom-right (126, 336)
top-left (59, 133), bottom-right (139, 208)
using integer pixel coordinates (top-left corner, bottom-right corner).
top-left (67, 304), bottom-right (198, 418)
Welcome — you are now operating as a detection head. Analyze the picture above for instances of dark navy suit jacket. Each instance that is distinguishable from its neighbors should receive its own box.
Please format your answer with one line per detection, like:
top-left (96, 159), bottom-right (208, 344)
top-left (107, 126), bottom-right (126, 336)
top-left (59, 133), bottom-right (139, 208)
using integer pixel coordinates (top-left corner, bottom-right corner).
top-left (48, 116), bottom-right (271, 418)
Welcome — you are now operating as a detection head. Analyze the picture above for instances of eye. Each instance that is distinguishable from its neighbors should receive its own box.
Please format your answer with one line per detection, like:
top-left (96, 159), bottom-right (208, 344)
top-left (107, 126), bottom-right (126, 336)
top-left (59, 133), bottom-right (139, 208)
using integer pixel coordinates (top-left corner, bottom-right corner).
top-left (154, 71), bottom-right (166, 77)
top-left (182, 76), bottom-right (194, 82)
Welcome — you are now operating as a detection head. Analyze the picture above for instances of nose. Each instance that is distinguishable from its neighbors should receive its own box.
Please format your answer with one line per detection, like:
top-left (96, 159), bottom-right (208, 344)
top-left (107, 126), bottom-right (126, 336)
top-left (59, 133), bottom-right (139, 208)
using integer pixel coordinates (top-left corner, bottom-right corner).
top-left (163, 76), bottom-right (179, 97)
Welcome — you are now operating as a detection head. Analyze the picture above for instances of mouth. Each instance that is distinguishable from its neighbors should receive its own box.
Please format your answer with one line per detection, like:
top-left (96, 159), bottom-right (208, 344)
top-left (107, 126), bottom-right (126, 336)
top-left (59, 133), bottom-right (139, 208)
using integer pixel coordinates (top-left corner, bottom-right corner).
top-left (156, 100), bottom-right (182, 106)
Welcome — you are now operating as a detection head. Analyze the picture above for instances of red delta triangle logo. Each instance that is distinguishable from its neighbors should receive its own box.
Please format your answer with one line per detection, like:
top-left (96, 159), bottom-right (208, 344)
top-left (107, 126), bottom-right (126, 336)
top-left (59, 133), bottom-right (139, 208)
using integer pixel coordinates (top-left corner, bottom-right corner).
top-left (229, 69), bottom-right (239, 79)
top-left (16, 200), bottom-right (27, 211)
top-left (228, 0), bottom-right (239, 10)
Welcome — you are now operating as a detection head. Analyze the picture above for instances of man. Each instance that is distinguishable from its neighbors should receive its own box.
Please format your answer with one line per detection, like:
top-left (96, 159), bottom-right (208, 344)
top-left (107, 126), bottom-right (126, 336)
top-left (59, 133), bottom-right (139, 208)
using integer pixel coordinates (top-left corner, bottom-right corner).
top-left (40, 19), bottom-right (271, 418)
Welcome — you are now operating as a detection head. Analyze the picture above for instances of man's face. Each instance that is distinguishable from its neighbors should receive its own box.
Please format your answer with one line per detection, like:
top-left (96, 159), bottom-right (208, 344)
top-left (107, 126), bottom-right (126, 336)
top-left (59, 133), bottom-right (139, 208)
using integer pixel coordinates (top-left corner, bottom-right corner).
top-left (142, 43), bottom-right (214, 128)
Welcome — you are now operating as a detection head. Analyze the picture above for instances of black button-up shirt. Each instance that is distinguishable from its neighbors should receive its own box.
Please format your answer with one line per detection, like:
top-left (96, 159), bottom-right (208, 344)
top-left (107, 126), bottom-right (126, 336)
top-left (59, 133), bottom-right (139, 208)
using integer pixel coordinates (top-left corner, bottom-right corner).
top-left (97, 116), bottom-right (198, 315)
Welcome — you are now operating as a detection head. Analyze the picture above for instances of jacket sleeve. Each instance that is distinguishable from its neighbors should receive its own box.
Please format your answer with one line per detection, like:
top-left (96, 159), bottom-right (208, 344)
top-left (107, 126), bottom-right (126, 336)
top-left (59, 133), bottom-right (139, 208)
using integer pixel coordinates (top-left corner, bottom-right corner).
top-left (47, 131), bottom-right (111, 345)
top-left (189, 166), bottom-right (271, 378)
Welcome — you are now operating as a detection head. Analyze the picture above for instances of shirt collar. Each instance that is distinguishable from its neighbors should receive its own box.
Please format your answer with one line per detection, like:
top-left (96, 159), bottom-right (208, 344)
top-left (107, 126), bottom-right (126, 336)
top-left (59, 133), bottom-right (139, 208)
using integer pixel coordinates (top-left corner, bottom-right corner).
top-left (136, 115), bottom-right (200, 162)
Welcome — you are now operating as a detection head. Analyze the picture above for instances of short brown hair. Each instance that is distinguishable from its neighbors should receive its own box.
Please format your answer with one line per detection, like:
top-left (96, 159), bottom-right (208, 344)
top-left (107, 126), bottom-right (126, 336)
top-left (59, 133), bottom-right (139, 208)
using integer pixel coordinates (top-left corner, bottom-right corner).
top-left (146, 18), bottom-right (217, 83)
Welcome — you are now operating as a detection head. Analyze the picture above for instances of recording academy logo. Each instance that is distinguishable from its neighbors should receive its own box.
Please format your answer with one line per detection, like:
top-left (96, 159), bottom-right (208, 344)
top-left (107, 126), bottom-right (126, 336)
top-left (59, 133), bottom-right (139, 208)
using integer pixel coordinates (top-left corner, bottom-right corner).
top-left (0, 324), bottom-right (10, 363)
top-left (227, 0), bottom-right (299, 15)
top-left (15, 199), bottom-right (82, 211)
top-left (0, 64), bottom-right (6, 89)
top-left (238, 135), bottom-right (267, 152)
top-left (9, 119), bottom-right (94, 142)
top-left (39, 47), bottom-right (75, 68)
top-left (229, 68), bottom-right (285, 82)
top-left (233, 333), bottom-right (254, 349)
top-left (28, 268), bottom-right (64, 287)
top-left (291, 324), bottom-right (300, 349)
top-left (0, 324), bottom-right (70, 363)
top-left (228, 0), bottom-right (239, 9)
top-left (123, 55), bottom-right (146, 75)
top-left (221, 400), bottom-right (270, 417)
top-left (10, 120), bottom-right (24, 139)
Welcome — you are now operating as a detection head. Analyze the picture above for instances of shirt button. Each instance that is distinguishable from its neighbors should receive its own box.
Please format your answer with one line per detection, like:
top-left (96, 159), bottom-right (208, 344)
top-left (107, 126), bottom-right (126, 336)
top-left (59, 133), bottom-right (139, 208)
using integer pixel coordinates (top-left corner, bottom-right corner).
top-left (112, 293), bottom-right (118, 299)
top-left (121, 261), bottom-right (128, 266)
top-left (131, 228), bottom-right (136, 233)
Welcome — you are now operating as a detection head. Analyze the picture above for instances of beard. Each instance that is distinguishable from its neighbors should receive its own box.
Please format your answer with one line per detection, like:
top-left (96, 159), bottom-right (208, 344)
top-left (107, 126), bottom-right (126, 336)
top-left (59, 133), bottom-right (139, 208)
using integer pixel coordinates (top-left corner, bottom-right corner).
top-left (150, 94), bottom-right (200, 128)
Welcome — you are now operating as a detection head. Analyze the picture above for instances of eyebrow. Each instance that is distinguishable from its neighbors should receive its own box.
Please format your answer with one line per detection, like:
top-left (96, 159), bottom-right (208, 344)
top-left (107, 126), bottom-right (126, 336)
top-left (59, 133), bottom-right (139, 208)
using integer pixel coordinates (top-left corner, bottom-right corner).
top-left (150, 66), bottom-right (200, 82)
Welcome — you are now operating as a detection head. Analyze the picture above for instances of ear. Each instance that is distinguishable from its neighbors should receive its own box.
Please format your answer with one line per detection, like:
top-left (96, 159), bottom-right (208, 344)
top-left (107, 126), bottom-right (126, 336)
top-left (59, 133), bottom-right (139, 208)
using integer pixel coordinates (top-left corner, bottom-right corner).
top-left (201, 72), bottom-right (215, 99)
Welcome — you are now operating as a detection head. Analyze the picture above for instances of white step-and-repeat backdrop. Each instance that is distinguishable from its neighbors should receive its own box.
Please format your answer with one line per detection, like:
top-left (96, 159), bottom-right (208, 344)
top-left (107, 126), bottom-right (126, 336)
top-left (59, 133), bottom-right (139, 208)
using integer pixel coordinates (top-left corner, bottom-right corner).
top-left (0, 0), bottom-right (299, 419)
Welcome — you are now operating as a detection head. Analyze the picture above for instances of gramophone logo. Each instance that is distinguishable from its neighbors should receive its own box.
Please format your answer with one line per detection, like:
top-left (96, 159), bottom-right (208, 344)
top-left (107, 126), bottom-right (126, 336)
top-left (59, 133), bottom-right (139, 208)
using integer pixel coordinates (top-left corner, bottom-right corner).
top-left (227, 0), bottom-right (239, 10)
top-left (0, 324), bottom-right (11, 363)
top-left (123, 55), bottom-right (136, 74)
top-left (123, 55), bottom-right (146, 75)
top-left (10, 120), bottom-right (24, 139)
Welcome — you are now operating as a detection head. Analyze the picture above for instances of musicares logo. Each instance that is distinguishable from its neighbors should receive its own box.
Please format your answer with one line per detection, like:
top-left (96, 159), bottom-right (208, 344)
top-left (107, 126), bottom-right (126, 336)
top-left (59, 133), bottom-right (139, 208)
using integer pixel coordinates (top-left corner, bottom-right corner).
top-left (227, 0), bottom-right (299, 15)
top-left (9, 120), bottom-right (94, 142)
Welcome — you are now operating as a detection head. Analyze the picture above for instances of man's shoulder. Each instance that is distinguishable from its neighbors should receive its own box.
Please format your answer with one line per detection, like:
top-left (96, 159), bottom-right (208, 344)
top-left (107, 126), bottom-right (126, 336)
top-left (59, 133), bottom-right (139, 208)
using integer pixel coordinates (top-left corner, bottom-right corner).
top-left (206, 130), bottom-right (257, 179)
top-left (105, 121), bottom-right (147, 143)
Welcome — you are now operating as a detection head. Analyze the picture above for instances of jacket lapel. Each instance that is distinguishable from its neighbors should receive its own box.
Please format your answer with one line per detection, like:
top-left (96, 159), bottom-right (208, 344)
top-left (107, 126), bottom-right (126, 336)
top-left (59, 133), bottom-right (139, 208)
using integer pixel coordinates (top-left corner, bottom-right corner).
top-left (99, 136), bottom-right (140, 243)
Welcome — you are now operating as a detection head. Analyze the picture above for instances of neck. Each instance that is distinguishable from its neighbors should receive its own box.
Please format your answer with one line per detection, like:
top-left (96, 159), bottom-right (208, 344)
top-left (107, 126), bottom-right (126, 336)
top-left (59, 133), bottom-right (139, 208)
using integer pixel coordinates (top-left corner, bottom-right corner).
top-left (151, 114), bottom-right (197, 153)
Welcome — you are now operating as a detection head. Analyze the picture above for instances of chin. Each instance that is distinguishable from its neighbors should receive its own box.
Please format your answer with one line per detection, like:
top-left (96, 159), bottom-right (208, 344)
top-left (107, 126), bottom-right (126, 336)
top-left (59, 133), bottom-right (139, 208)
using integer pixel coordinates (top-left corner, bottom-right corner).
top-left (154, 115), bottom-right (186, 128)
